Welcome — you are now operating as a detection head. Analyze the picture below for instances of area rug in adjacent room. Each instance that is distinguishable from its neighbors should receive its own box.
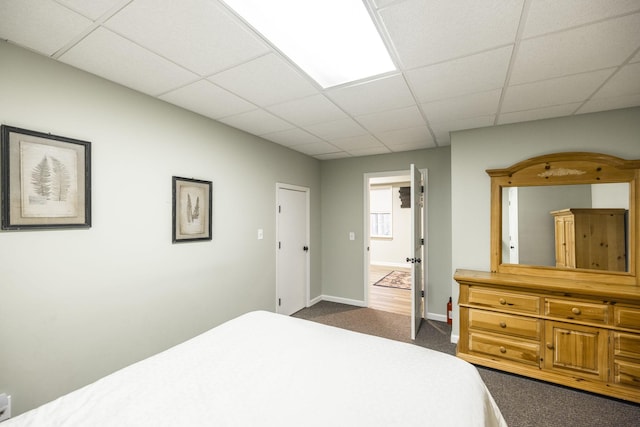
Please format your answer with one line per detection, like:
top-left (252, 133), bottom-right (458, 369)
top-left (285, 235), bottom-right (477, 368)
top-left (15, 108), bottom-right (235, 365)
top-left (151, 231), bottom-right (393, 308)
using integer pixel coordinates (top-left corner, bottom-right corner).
top-left (373, 270), bottom-right (411, 290)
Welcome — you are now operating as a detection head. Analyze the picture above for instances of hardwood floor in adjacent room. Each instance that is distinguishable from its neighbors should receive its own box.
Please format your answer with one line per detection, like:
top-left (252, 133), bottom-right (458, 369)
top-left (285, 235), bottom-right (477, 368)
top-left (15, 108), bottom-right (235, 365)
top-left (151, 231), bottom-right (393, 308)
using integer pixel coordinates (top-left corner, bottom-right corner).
top-left (368, 265), bottom-right (411, 316)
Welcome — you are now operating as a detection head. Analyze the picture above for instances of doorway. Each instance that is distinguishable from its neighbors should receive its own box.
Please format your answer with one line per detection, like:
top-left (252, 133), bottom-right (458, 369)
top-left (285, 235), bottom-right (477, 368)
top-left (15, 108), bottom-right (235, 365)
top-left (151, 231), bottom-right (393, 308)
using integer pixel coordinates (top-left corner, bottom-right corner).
top-left (276, 183), bottom-right (310, 315)
top-left (364, 169), bottom-right (427, 330)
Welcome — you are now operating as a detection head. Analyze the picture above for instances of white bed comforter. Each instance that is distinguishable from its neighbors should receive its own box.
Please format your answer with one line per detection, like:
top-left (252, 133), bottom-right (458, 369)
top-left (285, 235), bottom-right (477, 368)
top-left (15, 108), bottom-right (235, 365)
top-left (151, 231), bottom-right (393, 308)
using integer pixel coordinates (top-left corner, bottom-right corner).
top-left (6, 311), bottom-right (507, 426)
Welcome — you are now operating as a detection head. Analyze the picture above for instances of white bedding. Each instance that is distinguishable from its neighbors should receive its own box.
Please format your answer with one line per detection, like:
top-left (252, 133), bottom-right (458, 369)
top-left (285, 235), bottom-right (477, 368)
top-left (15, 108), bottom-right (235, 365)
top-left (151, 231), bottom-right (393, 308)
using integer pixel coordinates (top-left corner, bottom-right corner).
top-left (5, 311), bottom-right (507, 426)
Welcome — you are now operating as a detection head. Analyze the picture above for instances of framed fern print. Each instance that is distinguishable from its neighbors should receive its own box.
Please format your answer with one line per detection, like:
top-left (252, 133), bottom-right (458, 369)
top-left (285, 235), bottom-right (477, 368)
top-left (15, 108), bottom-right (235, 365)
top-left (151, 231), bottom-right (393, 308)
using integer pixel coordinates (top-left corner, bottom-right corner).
top-left (1, 125), bottom-right (91, 230)
top-left (172, 176), bottom-right (212, 243)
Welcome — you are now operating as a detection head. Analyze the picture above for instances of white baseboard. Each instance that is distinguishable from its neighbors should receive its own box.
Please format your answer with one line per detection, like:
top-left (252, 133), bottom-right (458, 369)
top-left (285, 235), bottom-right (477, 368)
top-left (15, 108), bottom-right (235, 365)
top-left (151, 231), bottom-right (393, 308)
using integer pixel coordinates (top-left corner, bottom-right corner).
top-left (308, 295), bottom-right (323, 306)
top-left (312, 295), bottom-right (366, 307)
top-left (426, 313), bottom-right (446, 323)
top-left (370, 261), bottom-right (411, 269)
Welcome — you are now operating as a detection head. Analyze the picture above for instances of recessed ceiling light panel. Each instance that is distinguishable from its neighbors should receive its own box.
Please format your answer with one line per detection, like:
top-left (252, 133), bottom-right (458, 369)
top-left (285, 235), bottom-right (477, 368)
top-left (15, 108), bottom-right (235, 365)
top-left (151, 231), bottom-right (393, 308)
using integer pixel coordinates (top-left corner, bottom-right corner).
top-left (223, 0), bottom-right (396, 88)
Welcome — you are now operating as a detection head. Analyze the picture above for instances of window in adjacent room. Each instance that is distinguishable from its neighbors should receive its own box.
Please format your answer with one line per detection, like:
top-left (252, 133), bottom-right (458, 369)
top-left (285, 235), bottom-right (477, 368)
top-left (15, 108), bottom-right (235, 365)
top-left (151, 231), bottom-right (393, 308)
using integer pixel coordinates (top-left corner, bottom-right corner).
top-left (370, 186), bottom-right (392, 238)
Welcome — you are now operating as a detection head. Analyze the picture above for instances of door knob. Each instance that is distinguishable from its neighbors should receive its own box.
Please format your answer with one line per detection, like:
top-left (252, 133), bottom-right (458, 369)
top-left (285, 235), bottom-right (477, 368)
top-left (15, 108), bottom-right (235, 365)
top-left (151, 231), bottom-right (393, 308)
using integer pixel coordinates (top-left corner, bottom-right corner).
top-left (303, 246), bottom-right (309, 252)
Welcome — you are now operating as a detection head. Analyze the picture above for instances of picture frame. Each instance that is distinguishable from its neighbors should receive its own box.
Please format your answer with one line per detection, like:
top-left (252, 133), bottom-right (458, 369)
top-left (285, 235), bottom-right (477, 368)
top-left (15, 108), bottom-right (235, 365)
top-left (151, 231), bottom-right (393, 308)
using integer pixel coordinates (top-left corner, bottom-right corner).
top-left (1, 125), bottom-right (91, 230)
top-left (172, 176), bottom-right (212, 243)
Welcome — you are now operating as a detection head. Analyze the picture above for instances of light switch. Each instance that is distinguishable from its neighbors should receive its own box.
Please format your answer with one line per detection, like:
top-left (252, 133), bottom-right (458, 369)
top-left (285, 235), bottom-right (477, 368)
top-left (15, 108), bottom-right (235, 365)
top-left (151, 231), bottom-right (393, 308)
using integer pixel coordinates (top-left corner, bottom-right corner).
top-left (349, 232), bottom-right (355, 241)
top-left (258, 229), bottom-right (264, 240)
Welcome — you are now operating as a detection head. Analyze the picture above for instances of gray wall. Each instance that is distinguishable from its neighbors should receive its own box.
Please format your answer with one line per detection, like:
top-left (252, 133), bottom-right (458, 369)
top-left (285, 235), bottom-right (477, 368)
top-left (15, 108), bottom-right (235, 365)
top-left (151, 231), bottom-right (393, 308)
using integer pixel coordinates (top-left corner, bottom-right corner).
top-left (320, 147), bottom-right (452, 318)
top-left (0, 42), bottom-right (321, 415)
top-left (451, 107), bottom-right (640, 340)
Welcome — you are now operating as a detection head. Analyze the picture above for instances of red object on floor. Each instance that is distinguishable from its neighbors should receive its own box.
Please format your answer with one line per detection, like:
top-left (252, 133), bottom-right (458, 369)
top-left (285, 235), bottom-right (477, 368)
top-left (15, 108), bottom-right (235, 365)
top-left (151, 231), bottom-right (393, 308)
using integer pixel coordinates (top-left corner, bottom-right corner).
top-left (447, 297), bottom-right (453, 325)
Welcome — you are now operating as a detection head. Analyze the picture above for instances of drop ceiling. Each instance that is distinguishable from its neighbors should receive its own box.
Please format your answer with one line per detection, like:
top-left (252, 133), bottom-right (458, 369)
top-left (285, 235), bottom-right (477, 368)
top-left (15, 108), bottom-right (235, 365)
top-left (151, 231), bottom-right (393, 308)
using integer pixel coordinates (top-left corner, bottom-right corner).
top-left (1, 0), bottom-right (639, 160)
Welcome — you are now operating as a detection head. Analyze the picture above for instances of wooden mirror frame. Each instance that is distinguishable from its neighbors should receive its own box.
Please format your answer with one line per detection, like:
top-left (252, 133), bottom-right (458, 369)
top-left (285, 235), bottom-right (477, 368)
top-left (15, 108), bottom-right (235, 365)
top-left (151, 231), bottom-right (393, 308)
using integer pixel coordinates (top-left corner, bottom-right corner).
top-left (487, 152), bottom-right (640, 286)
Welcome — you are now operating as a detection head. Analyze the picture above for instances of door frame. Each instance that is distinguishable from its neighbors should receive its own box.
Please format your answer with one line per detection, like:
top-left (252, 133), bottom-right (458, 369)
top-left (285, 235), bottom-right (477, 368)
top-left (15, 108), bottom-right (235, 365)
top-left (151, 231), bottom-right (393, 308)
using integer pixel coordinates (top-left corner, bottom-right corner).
top-left (275, 182), bottom-right (310, 314)
top-left (363, 169), bottom-right (428, 319)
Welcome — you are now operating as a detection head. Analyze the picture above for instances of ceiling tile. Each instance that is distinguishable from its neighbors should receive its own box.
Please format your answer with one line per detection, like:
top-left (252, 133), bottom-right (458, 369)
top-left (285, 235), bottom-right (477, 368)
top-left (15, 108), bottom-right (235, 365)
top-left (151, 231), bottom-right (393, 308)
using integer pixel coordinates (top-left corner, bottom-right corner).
top-left (376, 126), bottom-right (434, 147)
top-left (592, 63), bottom-right (640, 99)
top-left (304, 118), bottom-right (368, 141)
top-left (374, 0), bottom-right (403, 8)
top-left (218, 109), bottom-right (294, 136)
top-left (422, 90), bottom-right (502, 124)
top-left (379, 0), bottom-right (523, 68)
top-left (577, 93), bottom-right (640, 114)
top-left (159, 80), bottom-right (255, 120)
top-left (104, 0), bottom-right (269, 76)
top-left (356, 105), bottom-right (426, 134)
top-left (523, 0), bottom-right (640, 38)
top-left (406, 47), bottom-right (512, 103)
top-left (325, 74), bottom-right (415, 116)
top-left (511, 13), bottom-right (640, 84)
top-left (432, 116), bottom-right (496, 144)
top-left (261, 128), bottom-right (325, 148)
top-left (502, 69), bottom-right (615, 112)
top-left (56, 0), bottom-right (127, 20)
top-left (348, 146), bottom-right (391, 156)
top-left (266, 95), bottom-right (346, 127)
top-left (292, 141), bottom-right (342, 156)
top-left (59, 28), bottom-right (198, 96)
top-left (330, 134), bottom-right (385, 151)
top-left (497, 103), bottom-right (582, 125)
top-left (0, 0), bottom-right (92, 56)
top-left (208, 54), bottom-right (319, 107)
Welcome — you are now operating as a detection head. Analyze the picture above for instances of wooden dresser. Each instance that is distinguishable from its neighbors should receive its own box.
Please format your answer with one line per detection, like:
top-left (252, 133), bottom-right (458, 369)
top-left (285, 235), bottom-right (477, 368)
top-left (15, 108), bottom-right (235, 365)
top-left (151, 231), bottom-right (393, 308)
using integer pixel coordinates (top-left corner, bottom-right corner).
top-left (455, 269), bottom-right (640, 403)
top-left (456, 152), bottom-right (640, 403)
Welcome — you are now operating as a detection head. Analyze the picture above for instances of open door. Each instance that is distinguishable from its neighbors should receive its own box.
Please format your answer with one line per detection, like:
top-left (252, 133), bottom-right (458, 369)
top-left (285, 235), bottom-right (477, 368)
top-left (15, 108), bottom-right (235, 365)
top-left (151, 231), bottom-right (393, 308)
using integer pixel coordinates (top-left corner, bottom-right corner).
top-left (410, 164), bottom-right (423, 339)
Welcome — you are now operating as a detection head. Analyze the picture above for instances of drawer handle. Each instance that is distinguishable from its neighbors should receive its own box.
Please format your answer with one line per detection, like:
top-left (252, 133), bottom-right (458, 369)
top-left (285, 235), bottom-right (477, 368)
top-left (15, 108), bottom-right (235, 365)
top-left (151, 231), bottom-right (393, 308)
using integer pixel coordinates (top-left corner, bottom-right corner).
top-left (499, 298), bottom-right (507, 305)
top-left (571, 307), bottom-right (581, 315)
top-left (499, 322), bottom-right (507, 328)
top-left (546, 343), bottom-right (554, 350)
top-left (499, 346), bottom-right (507, 354)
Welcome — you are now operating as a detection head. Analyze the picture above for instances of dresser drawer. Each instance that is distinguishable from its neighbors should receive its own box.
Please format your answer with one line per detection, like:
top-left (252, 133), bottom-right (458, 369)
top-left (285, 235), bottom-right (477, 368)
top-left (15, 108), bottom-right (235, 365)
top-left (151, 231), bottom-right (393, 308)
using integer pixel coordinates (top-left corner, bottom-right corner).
top-left (614, 306), bottom-right (640, 330)
top-left (468, 287), bottom-right (540, 314)
top-left (545, 298), bottom-right (609, 324)
top-left (468, 332), bottom-right (540, 366)
top-left (614, 332), bottom-right (640, 360)
top-left (469, 309), bottom-right (541, 339)
top-left (613, 359), bottom-right (640, 390)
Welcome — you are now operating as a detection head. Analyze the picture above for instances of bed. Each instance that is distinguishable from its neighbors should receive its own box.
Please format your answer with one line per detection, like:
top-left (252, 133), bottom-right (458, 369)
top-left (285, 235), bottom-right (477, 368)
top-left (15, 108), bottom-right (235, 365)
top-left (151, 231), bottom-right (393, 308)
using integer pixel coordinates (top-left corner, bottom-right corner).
top-left (5, 311), bottom-right (507, 426)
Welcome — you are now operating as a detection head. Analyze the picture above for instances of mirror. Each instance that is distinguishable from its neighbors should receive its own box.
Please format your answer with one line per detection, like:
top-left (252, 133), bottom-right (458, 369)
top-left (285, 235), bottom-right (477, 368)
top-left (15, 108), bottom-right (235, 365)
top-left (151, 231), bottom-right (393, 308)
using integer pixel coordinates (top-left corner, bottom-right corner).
top-left (501, 183), bottom-right (629, 271)
top-left (487, 152), bottom-right (640, 286)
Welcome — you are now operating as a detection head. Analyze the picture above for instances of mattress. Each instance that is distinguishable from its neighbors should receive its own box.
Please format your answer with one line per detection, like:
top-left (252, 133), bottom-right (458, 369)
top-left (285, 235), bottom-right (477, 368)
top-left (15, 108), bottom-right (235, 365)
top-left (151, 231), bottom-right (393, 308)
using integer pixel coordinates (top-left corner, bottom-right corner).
top-left (5, 311), bottom-right (507, 426)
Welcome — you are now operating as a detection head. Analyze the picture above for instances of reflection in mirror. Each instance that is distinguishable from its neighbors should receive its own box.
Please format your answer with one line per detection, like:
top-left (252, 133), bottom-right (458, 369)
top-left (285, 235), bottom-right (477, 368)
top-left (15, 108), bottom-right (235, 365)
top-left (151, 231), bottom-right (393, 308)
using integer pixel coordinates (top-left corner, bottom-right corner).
top-left (502, 183), bottom-right (629, 272)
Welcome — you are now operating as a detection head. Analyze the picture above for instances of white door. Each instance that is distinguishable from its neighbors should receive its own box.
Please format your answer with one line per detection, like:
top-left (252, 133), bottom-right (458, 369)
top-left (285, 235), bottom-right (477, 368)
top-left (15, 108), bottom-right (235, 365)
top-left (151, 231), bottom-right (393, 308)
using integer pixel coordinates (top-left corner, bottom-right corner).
top-left (276, 185), bottom-right (309, 315)
top-left (410, 164), bottom-right (423, 339)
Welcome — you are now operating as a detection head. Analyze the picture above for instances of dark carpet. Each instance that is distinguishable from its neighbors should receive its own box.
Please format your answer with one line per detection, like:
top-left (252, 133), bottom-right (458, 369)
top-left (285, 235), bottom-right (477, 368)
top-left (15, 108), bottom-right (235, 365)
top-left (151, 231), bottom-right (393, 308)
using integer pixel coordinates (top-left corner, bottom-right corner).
top-left (293, 301), bottom-right (640, 427)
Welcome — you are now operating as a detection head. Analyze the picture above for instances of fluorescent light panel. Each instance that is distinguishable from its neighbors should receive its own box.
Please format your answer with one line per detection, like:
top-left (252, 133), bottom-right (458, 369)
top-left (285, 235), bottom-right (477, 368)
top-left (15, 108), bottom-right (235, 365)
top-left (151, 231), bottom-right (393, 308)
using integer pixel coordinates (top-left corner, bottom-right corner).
top-left (223, 0), bottom-right (396, 88)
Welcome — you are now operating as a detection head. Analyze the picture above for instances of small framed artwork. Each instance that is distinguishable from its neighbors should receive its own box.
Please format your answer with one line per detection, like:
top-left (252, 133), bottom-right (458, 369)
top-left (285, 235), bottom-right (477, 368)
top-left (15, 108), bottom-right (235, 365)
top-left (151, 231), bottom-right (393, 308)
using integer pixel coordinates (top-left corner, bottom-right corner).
top-left (172, 176), bottom-right (212, 243)
top-left (1, 125), bottom-right (91, 230)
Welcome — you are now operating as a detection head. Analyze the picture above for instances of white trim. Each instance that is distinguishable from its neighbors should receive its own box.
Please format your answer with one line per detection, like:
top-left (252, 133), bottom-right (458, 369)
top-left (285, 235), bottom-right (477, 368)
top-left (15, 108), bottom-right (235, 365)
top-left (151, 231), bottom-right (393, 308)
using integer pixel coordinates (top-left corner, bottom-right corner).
top-left (309, 295), bottom-right (323, 306)
top-left (421, 168), bottom-right (429, 324)
top-left (319, 295), bottom-right (367, 307)
top-left (427, 313), bottom-right (446, 323)
top-left (275, 183), bottom-right (311, 314)
top-left (450, 333), bottom-right (459, 345)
